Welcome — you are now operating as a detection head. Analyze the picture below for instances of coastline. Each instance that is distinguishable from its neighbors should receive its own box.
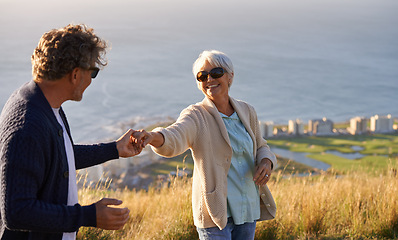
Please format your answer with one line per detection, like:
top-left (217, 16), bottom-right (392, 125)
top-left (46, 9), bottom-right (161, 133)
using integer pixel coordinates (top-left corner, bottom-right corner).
top-left (79, 114), bottom-right (397, 191)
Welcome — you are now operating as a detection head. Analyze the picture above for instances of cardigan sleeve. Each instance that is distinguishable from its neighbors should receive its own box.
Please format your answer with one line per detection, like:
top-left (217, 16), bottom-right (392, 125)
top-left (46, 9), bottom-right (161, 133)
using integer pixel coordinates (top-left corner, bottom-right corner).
top-left (151, 106), bottom-right (199, 158)
top-left (74, 142), bottom-right (119, 170)
top-left (1, 130), bottom-right (97, 233)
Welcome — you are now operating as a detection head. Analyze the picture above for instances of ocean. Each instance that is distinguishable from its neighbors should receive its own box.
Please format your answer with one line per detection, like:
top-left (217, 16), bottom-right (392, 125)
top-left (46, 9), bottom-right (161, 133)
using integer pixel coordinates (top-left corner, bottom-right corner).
top-left (1, 0), bottom-right (397, 143)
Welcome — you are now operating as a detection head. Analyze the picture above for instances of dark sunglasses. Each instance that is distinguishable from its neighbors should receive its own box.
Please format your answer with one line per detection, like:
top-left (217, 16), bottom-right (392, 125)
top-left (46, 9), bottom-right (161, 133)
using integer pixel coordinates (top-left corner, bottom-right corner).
top-left (196, 67), bottom-right (226, 82)
top-left (88, 67), bottom-right (100, 79)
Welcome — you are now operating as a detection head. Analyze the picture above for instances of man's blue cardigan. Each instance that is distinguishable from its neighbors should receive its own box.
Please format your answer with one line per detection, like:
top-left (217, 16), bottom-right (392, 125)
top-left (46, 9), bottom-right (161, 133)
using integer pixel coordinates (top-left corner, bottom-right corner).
top-left (0, 81), bottom-right (120, 239)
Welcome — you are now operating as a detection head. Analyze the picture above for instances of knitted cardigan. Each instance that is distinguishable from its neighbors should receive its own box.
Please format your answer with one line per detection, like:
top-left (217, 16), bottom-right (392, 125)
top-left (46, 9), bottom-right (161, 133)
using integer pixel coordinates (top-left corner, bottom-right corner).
top-left (152, 96), bottom-right (277, 230)
top-left (0, 81), bottom-right (119, 240)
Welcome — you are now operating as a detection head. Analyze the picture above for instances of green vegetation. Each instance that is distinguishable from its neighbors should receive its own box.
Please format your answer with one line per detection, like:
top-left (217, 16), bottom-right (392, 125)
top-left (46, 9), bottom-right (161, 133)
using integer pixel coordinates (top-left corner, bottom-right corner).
top-left (148, 154), bottom-right (194, 176)
top-left (333, 121), bottom-right (350, 129)
top-left (307, 154), bottom-right (392, 173)
top-left (268, 133), bottom-right (398, 155)
top-left (267, 133), bottom-right (398, 173)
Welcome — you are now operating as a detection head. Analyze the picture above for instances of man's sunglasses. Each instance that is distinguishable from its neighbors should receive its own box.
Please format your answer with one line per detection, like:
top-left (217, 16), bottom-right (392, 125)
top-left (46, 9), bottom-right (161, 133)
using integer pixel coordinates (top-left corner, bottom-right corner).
top-left (89, 67), bottom-right (100, 79)
top-left (196, 67), bottom-right (226, 82)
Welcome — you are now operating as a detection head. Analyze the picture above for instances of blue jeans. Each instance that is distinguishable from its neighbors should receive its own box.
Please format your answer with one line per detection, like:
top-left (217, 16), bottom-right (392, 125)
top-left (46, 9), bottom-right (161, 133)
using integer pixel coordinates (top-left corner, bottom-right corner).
top-left (196, 217), bottom-right (256, 240)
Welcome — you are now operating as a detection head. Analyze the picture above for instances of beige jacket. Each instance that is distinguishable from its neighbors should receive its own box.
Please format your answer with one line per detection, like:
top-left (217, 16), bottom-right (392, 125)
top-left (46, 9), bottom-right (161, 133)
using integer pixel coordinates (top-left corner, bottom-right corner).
top-left (152, 96), bottom-right (277, 230)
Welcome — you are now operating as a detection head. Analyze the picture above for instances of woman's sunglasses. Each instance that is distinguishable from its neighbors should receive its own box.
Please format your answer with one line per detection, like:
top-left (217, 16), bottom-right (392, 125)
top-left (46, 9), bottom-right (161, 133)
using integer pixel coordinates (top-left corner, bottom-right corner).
top-left (196, 67), bottom-right (226, 82)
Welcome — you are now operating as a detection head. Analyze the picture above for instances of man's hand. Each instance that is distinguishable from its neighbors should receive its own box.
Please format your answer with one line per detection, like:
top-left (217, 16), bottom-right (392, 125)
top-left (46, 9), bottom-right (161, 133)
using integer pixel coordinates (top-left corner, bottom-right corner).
top-left (253, 158), bottom-right (273, 186)
top-left (131, 129), bottom-right (152, 148)
top-left (95, 198), bottom-right (130, 230)
top-left (116, 129), bottom-right (143, 158)
top-left (131, 129), bottom-right (164, 148)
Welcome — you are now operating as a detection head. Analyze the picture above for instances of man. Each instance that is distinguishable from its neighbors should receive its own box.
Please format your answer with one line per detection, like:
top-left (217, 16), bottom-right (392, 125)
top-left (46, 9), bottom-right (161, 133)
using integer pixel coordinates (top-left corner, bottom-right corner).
top-left (0, 24), bottom-right (141, 239)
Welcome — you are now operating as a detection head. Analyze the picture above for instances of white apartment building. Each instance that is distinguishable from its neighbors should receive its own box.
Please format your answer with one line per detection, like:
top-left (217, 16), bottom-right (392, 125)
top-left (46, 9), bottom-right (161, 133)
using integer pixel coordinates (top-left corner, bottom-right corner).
top-left (370, 114), bottom-right (393, 133)
top-left (349, 116), bottom-right (368, 135)
top-left (259, 121), bottom-right (274, 138)
top-left (308, 117), bottom-right (334, 135)
top-left (288, 119), bottom-right (305, 135)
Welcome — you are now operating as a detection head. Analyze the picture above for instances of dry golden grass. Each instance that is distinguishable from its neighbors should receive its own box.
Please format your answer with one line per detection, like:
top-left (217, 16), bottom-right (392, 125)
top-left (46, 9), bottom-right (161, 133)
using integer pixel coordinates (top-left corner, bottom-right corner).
top-left (77, 174), bottom-right (196, 240)
top-left (256, 168), bottom-right (398, 239)
top-left (77, 162), bottom-right (398, 240)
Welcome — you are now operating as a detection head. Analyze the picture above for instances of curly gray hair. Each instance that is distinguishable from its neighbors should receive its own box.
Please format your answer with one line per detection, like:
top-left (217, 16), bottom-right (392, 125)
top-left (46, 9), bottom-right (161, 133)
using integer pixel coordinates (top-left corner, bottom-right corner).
top-left (31, 24), bottom-right (108, 81)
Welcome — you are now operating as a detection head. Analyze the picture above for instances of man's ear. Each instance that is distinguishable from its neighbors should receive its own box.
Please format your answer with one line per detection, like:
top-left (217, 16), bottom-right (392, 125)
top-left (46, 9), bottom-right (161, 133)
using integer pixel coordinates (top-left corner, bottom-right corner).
top-left (69, 67), bottom-right (81, 85)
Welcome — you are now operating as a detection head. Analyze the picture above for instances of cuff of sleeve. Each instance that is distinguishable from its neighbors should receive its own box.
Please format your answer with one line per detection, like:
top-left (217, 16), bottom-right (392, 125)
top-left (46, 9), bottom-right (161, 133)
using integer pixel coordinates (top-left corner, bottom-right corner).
top-left (257, 147), bottom-right (277, 169)
top-left (105, 141), bottom-right (120, 160)
top-left (82, 204), bottom-right (97, 227)
top-left (150, 128), bottom-right (171, 155)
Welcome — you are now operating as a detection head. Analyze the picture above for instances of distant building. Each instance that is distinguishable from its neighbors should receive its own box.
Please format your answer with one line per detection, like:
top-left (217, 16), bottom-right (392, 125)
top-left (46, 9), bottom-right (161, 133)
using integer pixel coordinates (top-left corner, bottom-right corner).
top-left (370, 114), bottom-right (393, 133)
top-left (308, 117), bottom-right (333, 135)
top-left (259, 121), bottom-right (274, 138)
top-left (288, 119), bottom-right (304, 135)
top-left (273, 127), bottom-right (288, 137)
top-left (349, 116), bottom-right (368, 135)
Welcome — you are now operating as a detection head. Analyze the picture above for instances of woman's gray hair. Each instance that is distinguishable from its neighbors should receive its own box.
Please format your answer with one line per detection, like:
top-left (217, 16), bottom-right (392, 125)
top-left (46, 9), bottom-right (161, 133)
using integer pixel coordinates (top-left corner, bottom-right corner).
top-left (192, 50), bottom-right (234, 86)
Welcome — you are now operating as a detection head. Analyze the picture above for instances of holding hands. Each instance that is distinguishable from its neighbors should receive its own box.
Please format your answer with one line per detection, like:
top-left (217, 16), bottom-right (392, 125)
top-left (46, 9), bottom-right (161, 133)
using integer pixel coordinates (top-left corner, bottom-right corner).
top-left (131, 129), bottom-right (165, 148)
top-left (115, 128), bottom-right (164, 157)
top-left (115, 129), bottom-right (145, 157)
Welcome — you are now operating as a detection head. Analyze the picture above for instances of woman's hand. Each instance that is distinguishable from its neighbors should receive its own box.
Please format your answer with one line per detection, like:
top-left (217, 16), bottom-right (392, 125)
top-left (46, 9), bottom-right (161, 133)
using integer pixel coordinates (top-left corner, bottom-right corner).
top-left (131, 129), bottom-right (152, 148)
top-left (131, 129), bottom-right (165, 148)
top-left (253, 158), bottom-right (273, 186)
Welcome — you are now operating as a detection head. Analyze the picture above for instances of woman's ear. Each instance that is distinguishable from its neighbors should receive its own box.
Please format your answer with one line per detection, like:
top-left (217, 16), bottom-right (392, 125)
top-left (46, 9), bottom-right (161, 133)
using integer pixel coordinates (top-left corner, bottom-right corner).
top-left (228, 72), bottom-right (234, 87)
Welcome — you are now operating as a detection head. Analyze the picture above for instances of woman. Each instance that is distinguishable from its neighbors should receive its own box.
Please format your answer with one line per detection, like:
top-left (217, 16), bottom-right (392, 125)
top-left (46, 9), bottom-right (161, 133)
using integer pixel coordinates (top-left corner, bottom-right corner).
top-left (133, 50), bottom-right (277, 240)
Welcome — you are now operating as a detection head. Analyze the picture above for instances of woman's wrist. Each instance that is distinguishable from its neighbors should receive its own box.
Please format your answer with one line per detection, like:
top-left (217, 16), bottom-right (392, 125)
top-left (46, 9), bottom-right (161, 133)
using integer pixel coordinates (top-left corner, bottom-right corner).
top-left (263, 158), bottom-right (273, 170)
top-left (149, 131), bottom-right (165, 148)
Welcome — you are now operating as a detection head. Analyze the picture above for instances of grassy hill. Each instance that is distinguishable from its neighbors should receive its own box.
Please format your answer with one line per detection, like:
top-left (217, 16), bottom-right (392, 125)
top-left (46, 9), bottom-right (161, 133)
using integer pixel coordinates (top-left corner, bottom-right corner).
top-left (76, 133), bottom-right (398, 239)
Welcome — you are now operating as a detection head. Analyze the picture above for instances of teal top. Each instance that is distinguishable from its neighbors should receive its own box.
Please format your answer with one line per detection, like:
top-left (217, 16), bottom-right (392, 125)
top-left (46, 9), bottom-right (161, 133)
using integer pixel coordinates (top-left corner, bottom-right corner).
top-left (221, 112), bottom-right (260, 225)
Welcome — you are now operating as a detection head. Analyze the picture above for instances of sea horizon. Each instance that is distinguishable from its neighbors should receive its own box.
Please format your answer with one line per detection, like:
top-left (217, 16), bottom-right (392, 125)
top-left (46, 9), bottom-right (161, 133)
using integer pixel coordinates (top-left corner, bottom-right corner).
top-left (1, 0), bottom-right (397, 143)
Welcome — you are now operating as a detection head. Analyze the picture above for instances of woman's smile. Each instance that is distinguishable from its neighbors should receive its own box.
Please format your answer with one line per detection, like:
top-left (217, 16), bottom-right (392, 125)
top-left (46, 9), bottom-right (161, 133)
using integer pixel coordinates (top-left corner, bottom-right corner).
top-left (198, 61), bottom-right (230, 103)
top-left (206, 83), bottom-right (220, 89)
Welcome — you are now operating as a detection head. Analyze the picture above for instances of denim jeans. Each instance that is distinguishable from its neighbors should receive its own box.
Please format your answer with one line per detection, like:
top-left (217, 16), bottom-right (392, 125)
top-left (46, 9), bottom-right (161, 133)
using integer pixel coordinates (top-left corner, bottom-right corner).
top-left (196, 217), bottom-right (256, 240)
